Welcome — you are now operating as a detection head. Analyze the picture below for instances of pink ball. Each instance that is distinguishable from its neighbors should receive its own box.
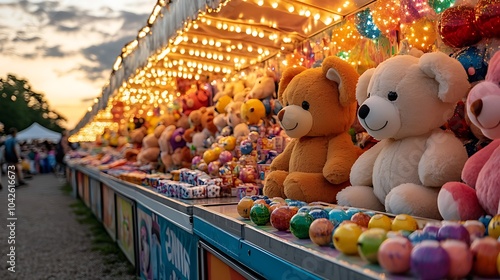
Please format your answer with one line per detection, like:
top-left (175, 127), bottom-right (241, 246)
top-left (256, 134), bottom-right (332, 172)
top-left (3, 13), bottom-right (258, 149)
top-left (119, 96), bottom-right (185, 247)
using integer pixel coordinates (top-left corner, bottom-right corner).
top-left (378, 237), bottom-right (412, 274)
top-left (441, 240), bottom-right (473, 278)
top-left (218, 151), bottom-right (233, 164)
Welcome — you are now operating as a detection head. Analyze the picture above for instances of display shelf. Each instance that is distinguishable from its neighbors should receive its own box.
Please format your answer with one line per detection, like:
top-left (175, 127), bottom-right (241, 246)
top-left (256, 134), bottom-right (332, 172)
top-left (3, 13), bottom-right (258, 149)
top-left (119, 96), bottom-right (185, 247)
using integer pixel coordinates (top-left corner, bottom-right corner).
top-left (71, 164), bottom-right (239, 232)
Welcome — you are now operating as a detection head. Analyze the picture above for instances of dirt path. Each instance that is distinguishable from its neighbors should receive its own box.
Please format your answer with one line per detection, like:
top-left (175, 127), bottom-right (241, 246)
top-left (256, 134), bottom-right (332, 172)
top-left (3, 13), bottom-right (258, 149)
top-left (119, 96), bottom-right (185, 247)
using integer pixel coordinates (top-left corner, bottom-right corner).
top-left (0, 173), bottom-right (136, 279)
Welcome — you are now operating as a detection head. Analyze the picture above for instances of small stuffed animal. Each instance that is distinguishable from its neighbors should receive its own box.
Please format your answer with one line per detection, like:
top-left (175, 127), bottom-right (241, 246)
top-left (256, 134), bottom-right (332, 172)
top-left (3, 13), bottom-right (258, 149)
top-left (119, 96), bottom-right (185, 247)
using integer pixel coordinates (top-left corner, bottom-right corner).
top-left (248, 69), bottom-right (283, 122)
top-left (182, 84), bottom-right (210, 116)
top-left (264, 56), bottom-right (362, 203)
top-left (336, 52), bottom-right (470, 219)
top-left (438, 51), bottom-right (500, 220)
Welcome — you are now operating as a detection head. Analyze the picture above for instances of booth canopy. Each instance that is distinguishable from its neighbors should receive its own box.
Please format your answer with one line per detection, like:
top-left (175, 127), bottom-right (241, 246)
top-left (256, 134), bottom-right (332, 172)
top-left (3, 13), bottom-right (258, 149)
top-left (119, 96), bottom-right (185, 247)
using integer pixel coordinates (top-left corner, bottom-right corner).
top-left (70, 0), bottom-right (376, 139)
top-left (17, 123), bottom-right (61, 142)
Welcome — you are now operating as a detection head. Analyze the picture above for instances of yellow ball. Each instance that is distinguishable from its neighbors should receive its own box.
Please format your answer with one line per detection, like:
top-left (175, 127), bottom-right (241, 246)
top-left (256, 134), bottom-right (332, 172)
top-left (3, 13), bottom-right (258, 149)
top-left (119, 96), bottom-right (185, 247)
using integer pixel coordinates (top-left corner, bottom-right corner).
top-left (368, 214), bottom-right (392, 231)
top-left (202, 150), bottom-right (218, 163)
top-left (333, 223), bottom-right (363, 255)
top-left (391, 214), bottom-right (418, 232)
top-left (237, 197), bottom-right (254, 219)
top-left (488, 215), bottom-right (500, 239)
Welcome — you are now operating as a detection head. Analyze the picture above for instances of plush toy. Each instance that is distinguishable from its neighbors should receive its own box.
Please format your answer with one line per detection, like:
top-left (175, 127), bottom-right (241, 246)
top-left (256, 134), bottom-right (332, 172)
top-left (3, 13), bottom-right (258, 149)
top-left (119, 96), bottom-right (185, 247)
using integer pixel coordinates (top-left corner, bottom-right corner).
top-left (438, 51), bottom-right (500, 220)
top-left (336, 52), bottom-right (470, 219)
top-left (263, 56), bottom-right (362, 203)
top-left (137, 132), bottom-right (161, 164)
top-left (248, 69), bottom-right (283, 122)
top-left (224, 101), bottom-right (249, 138)
top-left (241, 99), bottom-right (266, 126)
top-left (160, 127), bottom-right (192, 171)
top-left (182, 85), bottom-right (210, 116)
top-left (183, 109), bottom-right (204, 143)
top-left (129, 126), bottom-right (148, 147)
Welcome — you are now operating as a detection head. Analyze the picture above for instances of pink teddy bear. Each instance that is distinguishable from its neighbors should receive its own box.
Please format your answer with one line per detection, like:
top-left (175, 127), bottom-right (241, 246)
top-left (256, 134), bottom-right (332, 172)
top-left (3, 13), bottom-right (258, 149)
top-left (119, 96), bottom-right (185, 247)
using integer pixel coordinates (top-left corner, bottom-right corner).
top-left (438, 51), bottom-right (500, 220)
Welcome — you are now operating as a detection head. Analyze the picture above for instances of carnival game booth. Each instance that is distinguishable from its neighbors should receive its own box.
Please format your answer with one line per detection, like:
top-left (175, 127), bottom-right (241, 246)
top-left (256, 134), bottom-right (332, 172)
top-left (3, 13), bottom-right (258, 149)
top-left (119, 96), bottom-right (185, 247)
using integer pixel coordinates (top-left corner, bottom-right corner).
top-left (68, 0), bottom-right (500, 279)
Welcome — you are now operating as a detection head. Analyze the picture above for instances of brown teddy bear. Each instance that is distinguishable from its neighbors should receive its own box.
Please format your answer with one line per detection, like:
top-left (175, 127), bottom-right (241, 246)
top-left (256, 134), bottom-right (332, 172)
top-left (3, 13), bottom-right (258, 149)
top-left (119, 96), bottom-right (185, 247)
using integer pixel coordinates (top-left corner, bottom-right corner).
top-left (264, 56), bottom-right (362, 203)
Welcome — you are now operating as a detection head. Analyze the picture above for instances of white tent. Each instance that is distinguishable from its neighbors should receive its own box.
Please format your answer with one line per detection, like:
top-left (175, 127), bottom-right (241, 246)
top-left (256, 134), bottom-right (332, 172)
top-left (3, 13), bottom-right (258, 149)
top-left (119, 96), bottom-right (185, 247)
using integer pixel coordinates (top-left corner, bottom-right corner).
top-left (16, 123), bottom-right (61, 142)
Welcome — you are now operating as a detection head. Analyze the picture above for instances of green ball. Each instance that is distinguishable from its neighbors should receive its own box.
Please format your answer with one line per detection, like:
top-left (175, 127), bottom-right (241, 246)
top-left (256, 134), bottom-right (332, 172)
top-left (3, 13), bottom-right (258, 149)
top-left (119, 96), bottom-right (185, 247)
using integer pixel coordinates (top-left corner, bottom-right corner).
top-left (250, 204), bottom-right (270, 225)
top-left (290, 212), bottom-right (314, 239)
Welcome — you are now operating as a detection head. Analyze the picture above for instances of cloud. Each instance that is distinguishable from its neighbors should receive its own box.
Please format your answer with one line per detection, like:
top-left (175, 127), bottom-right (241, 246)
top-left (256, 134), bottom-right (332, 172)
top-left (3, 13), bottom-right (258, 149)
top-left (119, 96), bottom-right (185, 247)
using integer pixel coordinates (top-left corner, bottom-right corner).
top-left (45, 45), bottom-right (65, 57)
top-left (80, 35), bottom-right (133, 72)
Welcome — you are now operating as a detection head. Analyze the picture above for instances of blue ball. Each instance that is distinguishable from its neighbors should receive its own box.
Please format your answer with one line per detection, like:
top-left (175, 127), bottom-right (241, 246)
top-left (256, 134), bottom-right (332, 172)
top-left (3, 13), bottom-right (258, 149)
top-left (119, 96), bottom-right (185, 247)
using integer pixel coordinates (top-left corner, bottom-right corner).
top-left (309, 209), bottom-right (329, 220)
top-left (479, 215), bottom-right (493, 235)
top-left (355, 8), bottom-right (381, 39)
top-left (298, 206), bottom-right (312, 213)
top-left (345, 208), bottom-right (362, 219)
top-left (408, 230), bottom-right (436, 245)
top-left (328, 209), bottom-right (349, 227)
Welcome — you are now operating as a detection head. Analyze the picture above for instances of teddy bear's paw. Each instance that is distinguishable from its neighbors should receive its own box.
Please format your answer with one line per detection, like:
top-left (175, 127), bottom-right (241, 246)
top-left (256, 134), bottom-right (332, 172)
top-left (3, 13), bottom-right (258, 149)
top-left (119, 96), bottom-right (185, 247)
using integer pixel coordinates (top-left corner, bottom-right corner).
top-left (438, 182), bottom-right (485, 221)
top-left (385, 183), bottom-right (442, 220)
top-left (283, 172), bottom-right (348, 203)
top-left (263, 170), bottom-right (288, 198)
top-left (336, 186), bottom-right (385, 211)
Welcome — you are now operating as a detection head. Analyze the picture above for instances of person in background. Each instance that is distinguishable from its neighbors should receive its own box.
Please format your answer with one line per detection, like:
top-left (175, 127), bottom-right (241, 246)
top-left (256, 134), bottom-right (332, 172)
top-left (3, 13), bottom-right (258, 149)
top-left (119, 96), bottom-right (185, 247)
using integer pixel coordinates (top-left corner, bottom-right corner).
top-left (55, 130), bottom-right (70, 176)
top-left (3, 128), bottom-right (26, 186)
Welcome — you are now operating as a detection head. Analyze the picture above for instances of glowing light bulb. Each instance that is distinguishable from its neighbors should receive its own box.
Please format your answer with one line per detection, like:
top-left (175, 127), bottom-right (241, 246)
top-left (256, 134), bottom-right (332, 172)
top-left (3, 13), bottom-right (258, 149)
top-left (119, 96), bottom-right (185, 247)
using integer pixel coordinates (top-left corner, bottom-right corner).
top-left (271, 2), bottom-right (278, 8)
top-left (288, 5), bottom-right (294, 13)
top-left (257, 0), bottom-right (264, 6)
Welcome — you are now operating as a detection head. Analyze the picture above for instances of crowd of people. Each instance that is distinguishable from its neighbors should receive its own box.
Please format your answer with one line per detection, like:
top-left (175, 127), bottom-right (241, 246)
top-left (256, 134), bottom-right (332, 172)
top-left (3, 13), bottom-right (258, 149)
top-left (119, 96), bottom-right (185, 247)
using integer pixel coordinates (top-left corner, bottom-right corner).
top-left (0, 127), bottom-right (71, 188)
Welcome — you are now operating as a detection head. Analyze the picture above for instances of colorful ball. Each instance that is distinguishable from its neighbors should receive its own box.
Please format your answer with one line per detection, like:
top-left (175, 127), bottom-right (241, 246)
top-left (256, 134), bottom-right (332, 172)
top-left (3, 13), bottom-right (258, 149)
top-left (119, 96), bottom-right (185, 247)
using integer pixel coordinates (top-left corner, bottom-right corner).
top-left (441, 240), bottom-right (473, 279)
top-left (471, 236), bottom-right (500, 278)
top-left (309, 218), bottom-right (335, 246)
top-left (391, 214), bottom-right (418, 232)
top-left (308, 209), bottom-right (329, 220)
top-left (237, 197), bottom-right (254, 219)
top-left (488, 214), bottom-right (500, 239)
top-left (333, 223), bottom-right (363, 255)
top-left (453, 46), bottom-right (488, 83)
top-left (270, 206), bottom-right (297, 231)
top-left (218, 150), bottom-right (233, 164)
top-left (250, 204), bottom-right (270, 226)
top-left (378, 237), bottom-right (412, 274)
top-left (328, 209), bottom-right (349, 227)
top-left (357, 228), bottom-right (387, 264)
top-left (411, 240), bottom-right (450, 280)
top-left (368, 214), bottom-right (392, 231)
top-left (350, 212), bottom-right (371, 228)
top-left (290, 212), bottom-right (314, 239)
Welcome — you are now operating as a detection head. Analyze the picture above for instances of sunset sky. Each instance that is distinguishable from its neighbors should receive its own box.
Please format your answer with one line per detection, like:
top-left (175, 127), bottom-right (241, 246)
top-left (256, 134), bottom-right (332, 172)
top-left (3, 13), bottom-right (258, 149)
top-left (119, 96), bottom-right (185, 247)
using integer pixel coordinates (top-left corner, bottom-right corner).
top-left (0, 0), bottom-right (158, 129)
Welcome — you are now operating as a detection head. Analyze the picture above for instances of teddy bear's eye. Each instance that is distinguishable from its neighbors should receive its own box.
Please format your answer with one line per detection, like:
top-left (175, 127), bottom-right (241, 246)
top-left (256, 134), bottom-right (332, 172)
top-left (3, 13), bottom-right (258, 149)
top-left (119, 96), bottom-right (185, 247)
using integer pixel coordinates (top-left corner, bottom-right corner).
top-left (301, 101), bottom-right (310, 110)
top-left (388, 91), bottom-right (398, 101)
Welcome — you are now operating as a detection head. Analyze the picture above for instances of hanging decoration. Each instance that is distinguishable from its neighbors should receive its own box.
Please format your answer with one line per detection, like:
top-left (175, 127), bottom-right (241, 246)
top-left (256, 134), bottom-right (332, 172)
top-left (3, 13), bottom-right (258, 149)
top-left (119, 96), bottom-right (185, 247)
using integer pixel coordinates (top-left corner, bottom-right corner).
top-left (439, 5), bottom-right (482, 48)
top-left (452, 46), bottom-right (489, 83)
top-left (355, 9), bottom-right (381, 39)
top-left (428, 0), bottom-right (456, 13)
top-left (348, 39), bottom-right (379, 74)
top-left (331, 17), bottom-right (361, 52)
top-left (371, 0), bottom-right (402, 35)
top-left (403, 17), bottom-right (437, 52)
top-left (475, 0), bottom-right (500, 38)
top-left (400, 0), bottom-right (434, 23)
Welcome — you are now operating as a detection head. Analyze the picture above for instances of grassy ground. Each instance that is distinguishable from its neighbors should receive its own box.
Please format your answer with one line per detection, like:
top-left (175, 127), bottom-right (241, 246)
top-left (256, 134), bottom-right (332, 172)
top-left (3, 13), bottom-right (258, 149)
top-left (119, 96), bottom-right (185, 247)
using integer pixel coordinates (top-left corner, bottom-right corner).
top-left (61, 184), bottom-right (136, 276)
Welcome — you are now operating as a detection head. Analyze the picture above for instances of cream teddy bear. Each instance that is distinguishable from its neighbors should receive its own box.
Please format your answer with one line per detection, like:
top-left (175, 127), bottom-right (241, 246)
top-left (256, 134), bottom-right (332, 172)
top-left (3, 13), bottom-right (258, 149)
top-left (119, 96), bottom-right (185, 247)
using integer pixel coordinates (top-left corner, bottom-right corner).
top-left (337, 52), bottom-right (470, 219)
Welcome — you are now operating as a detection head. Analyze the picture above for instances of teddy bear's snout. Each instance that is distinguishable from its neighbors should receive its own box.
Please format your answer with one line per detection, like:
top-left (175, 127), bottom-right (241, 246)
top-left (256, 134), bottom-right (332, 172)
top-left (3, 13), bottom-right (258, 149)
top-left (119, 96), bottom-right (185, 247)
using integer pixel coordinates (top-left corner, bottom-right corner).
top-left (358, 104), bottom-right (370, 119)
top-left (470, 99), bottom-right (483, 117)
top-left (278, 109), bottom-right (285, 121)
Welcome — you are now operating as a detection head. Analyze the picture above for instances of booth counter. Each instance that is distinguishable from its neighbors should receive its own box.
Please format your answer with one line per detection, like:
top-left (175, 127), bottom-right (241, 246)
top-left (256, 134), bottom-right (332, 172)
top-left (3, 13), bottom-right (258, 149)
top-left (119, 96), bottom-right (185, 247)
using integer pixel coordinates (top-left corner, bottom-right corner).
top-left (68, 163), bottom-right (414, 280)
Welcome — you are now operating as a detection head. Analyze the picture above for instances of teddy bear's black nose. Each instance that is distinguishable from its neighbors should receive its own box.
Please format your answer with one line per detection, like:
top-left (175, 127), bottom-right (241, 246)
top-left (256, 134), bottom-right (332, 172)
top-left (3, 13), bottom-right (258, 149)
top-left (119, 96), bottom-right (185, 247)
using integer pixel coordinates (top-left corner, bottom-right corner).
top-left (470, 99), bottom-right (483, 117)
top-left (358, 104), bottom-right (370, 119)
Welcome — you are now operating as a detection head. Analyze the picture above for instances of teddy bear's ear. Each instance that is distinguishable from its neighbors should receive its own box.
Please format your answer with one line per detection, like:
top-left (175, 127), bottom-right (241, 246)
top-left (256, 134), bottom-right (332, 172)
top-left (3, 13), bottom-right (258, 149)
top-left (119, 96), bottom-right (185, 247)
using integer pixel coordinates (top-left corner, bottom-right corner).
top-left (356, 68), bottom-right (375, 105)
top-left (278, 66), bottom-right (306, 103)
top-left (322, 56), bottom-right (359, 107)
top-left (419, 51), bottom-right (470, 103)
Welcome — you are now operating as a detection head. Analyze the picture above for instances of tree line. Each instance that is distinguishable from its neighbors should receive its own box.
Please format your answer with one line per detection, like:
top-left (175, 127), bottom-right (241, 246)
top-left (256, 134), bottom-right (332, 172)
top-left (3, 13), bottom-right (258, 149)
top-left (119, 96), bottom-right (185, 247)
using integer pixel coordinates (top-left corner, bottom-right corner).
top-left (0, 74), bottom-right (66, 135)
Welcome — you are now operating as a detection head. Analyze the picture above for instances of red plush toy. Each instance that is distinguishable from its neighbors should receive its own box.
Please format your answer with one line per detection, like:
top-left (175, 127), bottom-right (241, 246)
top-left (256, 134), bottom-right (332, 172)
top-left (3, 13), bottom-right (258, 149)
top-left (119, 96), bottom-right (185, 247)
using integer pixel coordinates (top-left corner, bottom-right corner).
top-left (438, 51), bottom-right (500, 220)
